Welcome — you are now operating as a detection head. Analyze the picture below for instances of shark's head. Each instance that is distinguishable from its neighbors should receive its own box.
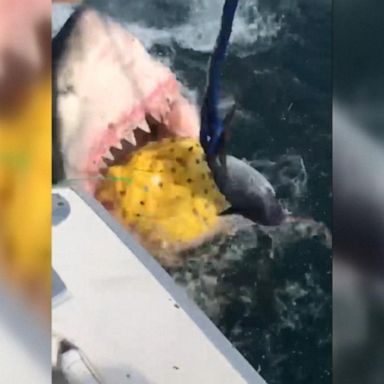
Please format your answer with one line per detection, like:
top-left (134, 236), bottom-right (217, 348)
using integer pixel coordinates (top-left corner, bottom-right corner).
top-left (53, 8), bottom-right (200, 193)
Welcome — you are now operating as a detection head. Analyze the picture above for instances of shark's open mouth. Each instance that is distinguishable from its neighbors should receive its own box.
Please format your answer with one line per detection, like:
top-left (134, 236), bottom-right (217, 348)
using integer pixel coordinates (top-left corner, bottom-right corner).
top-left (98, 114), bottom-right (157, 169)
top-left (90, 79), bottom-right (182, 181)
top-left (87, 81), bottom-right (200, 194)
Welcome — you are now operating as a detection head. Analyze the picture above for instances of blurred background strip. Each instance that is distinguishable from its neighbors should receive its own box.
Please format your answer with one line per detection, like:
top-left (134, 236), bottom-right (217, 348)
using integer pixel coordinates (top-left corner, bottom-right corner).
top-left (0, 0), bottom-right (51, 382)
top-left (333, 0), bottom-right (384, 383)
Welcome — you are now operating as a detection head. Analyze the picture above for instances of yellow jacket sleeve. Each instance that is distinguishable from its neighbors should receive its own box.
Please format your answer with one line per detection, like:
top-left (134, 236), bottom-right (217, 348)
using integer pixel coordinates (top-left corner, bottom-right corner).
top-left (0, 75), bottom-right (51, 308)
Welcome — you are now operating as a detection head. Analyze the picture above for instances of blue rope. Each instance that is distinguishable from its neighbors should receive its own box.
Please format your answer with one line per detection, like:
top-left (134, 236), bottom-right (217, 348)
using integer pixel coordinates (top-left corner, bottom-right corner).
top-left (200, 0), bottom-right (239, 157)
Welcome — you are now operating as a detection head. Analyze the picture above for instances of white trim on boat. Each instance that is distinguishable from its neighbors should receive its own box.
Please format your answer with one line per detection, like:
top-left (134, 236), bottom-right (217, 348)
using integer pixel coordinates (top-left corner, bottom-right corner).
top-left (52, 186), bottom-right (266, 384)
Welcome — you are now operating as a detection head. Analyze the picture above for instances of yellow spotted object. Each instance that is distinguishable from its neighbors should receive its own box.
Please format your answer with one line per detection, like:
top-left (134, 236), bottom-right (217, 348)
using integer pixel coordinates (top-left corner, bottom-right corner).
top-left (96, 138), bottom-right (230, 248)
top-left (0, 75), bottom-right (51, 305)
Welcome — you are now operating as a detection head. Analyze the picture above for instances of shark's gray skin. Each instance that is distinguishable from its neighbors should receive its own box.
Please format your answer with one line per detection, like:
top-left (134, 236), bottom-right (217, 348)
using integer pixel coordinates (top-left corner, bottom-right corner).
top-left (210, 155), bottom-right (286, 226)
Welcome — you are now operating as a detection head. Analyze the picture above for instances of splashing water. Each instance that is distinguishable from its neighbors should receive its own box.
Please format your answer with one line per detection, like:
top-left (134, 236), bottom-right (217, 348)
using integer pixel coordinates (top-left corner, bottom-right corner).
top-left (87, 0), bottom-right (282, 53)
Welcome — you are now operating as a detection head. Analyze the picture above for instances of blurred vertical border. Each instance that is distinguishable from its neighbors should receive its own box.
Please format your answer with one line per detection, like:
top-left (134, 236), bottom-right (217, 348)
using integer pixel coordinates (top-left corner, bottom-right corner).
top-left (334, 0), bottom-right (384, 383)
top-left (0, 0), bottom-right (51, 382)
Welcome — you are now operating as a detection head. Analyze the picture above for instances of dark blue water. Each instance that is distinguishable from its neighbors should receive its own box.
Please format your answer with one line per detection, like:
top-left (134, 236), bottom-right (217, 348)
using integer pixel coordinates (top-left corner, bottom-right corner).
top-left (87, 1), bottom-right (332, 382)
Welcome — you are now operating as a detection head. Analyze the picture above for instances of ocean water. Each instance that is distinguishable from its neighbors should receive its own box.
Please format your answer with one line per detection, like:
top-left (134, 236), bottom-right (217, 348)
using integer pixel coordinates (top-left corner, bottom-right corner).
top-left (85, 0), bottom-right (332, 382)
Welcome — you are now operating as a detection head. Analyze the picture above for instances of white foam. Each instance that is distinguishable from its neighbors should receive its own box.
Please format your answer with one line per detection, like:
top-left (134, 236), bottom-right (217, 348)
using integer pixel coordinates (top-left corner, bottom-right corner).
top-left (123, 0), bottom-right (281, 54)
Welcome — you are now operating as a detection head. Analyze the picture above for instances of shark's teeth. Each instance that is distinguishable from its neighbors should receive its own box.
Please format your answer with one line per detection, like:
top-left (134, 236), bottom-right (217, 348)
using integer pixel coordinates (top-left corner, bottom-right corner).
top-left (113, 141), bottom-right (123, 150)
top-left (137, 121), bottom-right (151, 133)
top-left (146, 112), bottom-right (163, 125)
top-left (103, 150), bottom-right (114, 161)
top-left (124, 130), bottom-right (137, 146)
top-left (154, 112), bottom-right (163, 123)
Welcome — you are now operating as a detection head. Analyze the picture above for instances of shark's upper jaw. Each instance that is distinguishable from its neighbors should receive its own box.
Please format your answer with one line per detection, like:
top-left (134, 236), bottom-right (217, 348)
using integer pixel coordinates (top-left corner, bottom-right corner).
top-left (90, 110), bottom-right (177, 173)
top-left (83, 75), bottom-right (180, 184)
